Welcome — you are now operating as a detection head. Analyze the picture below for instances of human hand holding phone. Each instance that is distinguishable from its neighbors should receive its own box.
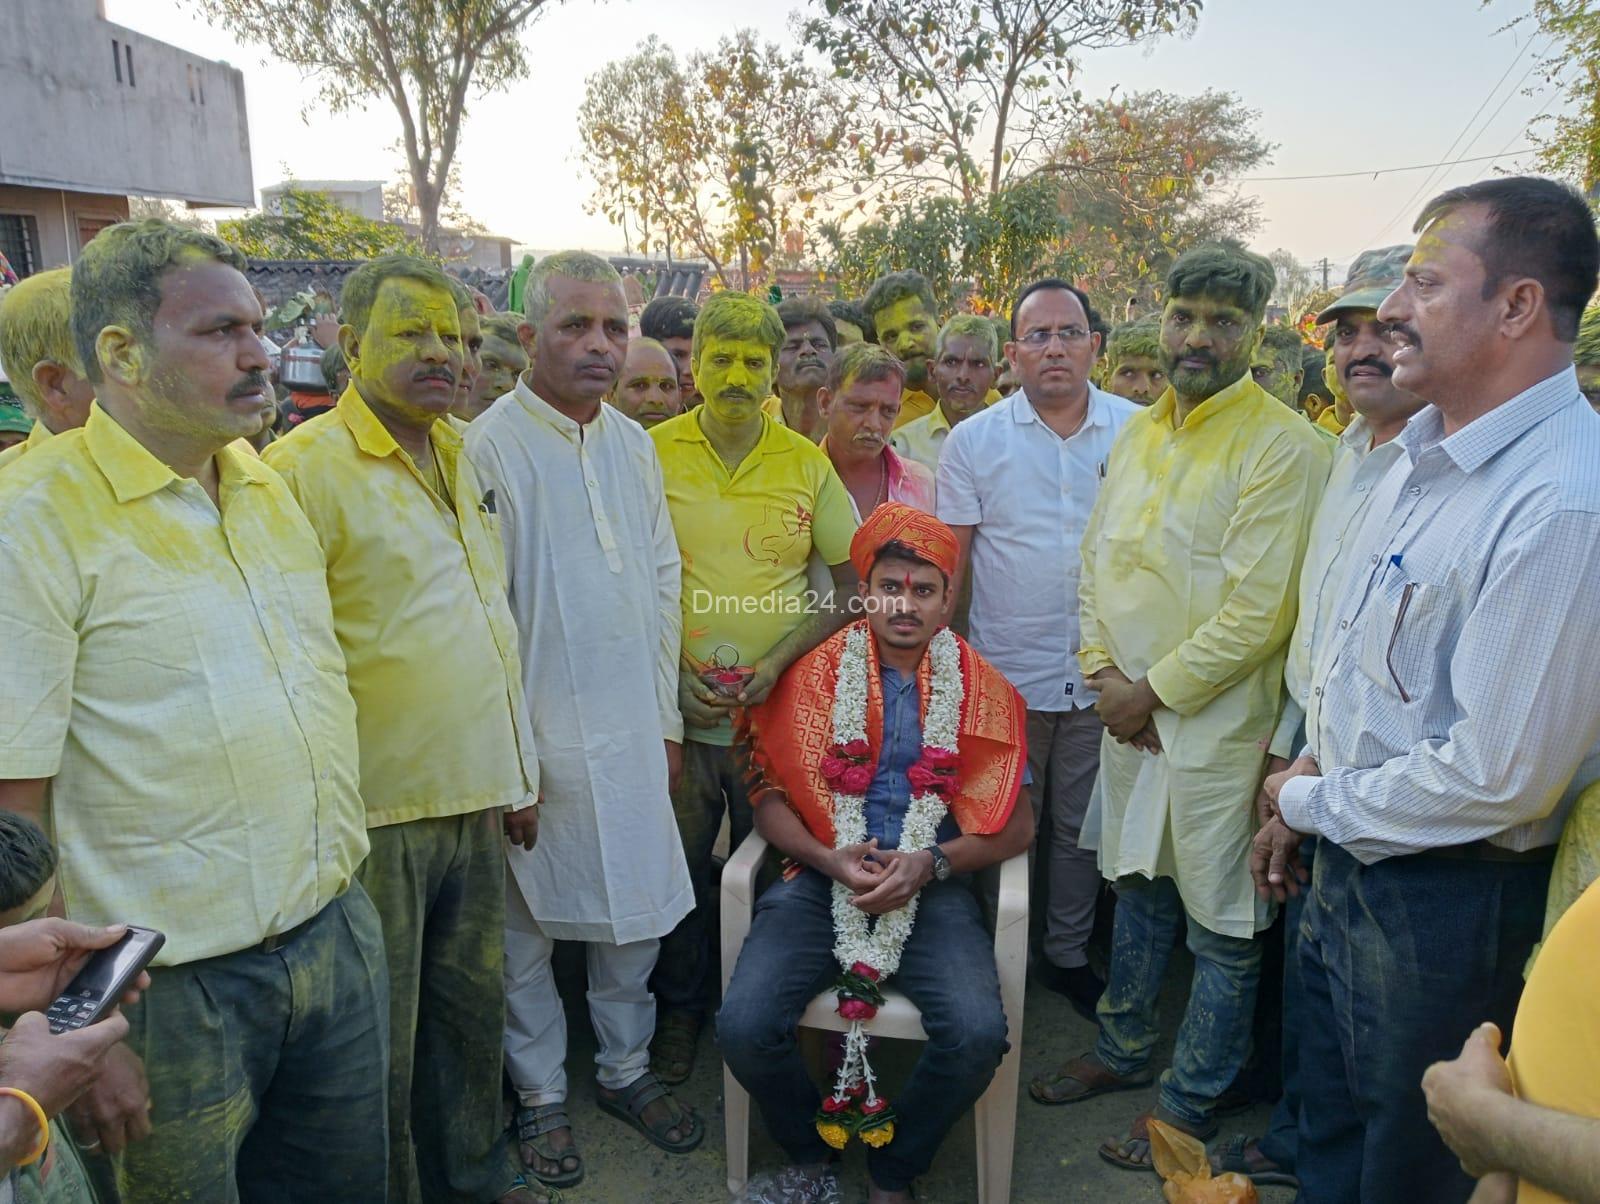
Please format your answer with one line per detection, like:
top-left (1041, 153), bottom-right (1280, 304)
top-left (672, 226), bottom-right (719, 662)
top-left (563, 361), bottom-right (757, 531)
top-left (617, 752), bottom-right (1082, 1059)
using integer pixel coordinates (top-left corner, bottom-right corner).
top-left (0, 919), bottom-right (153, 1016)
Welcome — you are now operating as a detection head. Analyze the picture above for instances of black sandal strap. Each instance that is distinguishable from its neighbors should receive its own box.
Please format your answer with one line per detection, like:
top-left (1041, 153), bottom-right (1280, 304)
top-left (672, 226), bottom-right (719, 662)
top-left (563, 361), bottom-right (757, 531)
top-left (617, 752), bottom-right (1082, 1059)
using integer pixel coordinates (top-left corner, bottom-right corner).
top-left (517, 1103), bottom-right (573, 1142)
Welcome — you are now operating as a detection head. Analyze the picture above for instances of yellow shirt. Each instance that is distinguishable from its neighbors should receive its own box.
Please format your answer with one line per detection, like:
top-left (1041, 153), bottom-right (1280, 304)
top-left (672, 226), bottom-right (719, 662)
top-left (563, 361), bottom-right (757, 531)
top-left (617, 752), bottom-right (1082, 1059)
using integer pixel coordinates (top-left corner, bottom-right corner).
top-left (0, 406), bottom-right (367, 965)
top-left (1079, 375), bottom-right (1331, 936)
top-left (651, 410), bottom-right (858, 745)
top-left (889, 403), bottom-right (954, 477)
top-left (0, 419), bottom-right (50, 471)
top-left (264, 389), bottom-right (538, 828)
top-left (1315, 405), bottom-right (1348, 436)
top-left (1509, 877), bottom-right (1600, 1204)
top-left (893, 387), bottom-right (937, 429)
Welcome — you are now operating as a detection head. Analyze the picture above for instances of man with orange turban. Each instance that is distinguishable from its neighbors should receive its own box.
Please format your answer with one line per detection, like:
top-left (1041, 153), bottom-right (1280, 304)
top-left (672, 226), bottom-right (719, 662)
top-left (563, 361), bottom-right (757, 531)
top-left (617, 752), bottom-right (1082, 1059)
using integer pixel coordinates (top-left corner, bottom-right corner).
top-left (720, 504), bottom-right (1033, 1204)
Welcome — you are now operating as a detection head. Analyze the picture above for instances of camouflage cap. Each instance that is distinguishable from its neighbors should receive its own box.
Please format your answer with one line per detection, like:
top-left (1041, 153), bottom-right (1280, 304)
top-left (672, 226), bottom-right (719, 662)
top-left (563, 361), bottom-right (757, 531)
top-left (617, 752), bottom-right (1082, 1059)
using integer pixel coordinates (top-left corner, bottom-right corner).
top-left (1316, 244), bottom-right (1413, 324)
top-left (0, 399), bottom-right (33, 436)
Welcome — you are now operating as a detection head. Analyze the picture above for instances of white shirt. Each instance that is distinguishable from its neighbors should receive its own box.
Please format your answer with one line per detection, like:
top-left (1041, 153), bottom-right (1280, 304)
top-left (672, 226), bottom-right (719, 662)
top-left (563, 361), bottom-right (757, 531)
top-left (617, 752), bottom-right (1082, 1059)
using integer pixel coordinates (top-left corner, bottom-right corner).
top-left (936, 385), bottom-right (1138, 711)
top-left (1280, 369), bottom-right (1600, 862)
top-left (1269, 414), bottom-right (1410, 757)
top-left (465, 383), bottom-right (693, 944)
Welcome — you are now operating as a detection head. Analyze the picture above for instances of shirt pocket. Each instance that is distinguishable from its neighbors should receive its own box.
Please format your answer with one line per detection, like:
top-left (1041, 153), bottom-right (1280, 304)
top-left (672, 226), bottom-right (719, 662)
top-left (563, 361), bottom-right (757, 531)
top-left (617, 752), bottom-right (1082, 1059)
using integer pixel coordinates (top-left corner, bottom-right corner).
top-left (1355, 574), bottom-right (1448, 703)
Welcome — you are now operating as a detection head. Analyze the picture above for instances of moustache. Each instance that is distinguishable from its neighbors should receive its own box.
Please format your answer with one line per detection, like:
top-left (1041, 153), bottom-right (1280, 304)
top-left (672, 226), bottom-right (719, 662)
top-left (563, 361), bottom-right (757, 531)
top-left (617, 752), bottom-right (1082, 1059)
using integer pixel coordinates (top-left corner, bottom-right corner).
top-left (227, 373), bottom-right (270, 400)
top-left (1388, 323), bottom-right (1423, 351)
top-left (1344, 355), bottom-right (1394, 380)
top-left (414, 367), bottom-right (456, 386)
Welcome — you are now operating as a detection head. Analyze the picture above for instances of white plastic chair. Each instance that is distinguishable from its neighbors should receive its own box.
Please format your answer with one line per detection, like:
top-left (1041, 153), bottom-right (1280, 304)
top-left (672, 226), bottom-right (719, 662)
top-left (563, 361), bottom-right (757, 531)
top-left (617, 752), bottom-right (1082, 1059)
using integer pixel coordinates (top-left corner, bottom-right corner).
top-left (719, 832), bottom-right (1029, 1204)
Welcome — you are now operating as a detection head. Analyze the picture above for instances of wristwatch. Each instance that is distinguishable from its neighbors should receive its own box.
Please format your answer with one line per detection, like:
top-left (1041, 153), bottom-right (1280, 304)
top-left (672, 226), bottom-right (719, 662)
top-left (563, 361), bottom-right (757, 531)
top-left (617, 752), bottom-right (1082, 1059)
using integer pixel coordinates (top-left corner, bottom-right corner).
top-left (923, 844), bottom-right (952, 882)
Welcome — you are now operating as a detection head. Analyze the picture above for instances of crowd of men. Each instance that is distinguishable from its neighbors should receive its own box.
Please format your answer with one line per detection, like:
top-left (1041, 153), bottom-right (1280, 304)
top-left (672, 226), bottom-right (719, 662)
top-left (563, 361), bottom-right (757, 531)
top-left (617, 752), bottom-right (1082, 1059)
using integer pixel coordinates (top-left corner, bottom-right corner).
top-left (0, 171), bottom-right (1596, 1204)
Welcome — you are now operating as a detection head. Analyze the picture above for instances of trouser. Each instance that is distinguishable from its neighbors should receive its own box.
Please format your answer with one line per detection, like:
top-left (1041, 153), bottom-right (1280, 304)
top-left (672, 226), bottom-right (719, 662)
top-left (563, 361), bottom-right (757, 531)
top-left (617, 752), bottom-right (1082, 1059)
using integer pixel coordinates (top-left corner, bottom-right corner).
top-left (652, 740), bottom-right (754, 1014)
top-left (359, 810), bottom-right (517, 1204)
top-left (1024, 707), bottom-right (1104, 969)
top-left (717, 870), bottom-right (1008, 1193)
top-left (114, 885), bottom-right (389, 1204)
top-left (14, 1120), bottom-right (93, 1204)
top-left (503, 879), bottom-right (660, 1105)
top-left (1295, 840), bottom-right (1550, 1204)
top-left (1256, 835), bottom-right (1316, 1171)
top-left (1095, 873), bottom-right (1262, 1129)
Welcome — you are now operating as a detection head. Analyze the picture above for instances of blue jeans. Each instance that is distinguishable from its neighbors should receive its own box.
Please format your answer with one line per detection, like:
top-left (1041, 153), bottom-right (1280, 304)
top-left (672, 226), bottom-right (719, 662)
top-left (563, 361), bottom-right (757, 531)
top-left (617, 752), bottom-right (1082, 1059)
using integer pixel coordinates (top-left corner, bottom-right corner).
top-left (716, 870), bottom-right (1009, 1192)
top-left (1256, 836), bottom-right (1316, 1170)
top-left (1295, 840), bottom-right (1550, 1204)
top-left (1094, 874), bottom-right (1262, 1129)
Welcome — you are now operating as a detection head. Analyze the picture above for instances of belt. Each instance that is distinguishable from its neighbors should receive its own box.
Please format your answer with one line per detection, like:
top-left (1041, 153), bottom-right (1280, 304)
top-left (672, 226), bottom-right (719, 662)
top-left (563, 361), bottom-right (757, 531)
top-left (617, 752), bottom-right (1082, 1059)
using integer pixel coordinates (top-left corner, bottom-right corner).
top-left (256, 911), bottom-right (320, 954)
top-left (1420, 840), bottom-right (1556, 865)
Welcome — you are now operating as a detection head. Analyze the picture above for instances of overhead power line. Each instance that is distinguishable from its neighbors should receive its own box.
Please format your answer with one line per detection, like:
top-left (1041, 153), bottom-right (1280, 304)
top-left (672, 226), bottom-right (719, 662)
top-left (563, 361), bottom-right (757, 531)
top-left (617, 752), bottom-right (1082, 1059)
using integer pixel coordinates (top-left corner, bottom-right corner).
top-left (1236, 149), bottom-right (1535, 183)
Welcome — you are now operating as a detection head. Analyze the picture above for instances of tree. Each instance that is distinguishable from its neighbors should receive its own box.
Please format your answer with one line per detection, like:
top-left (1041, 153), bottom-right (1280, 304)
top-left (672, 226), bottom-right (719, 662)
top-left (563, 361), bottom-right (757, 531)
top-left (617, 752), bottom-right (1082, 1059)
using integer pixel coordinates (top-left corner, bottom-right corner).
top-left (190, 0), bottom-right (559, 252)
top-left (382, 164), bottom-right (485, 234)
top-left (579, 32), bottom-right (860, 289)
top-left (799, 0), bottom-right (1201, 202)
top-left (217, 187), bottom-right (425, 259)
top-left (1039, 88), bottom-right (1269, 308)
top-left (1505, 1), bottom-right (1600, 189)
top-left (1268, 249), bottom-right (1321, 322)
top-left (820, 89), bottom-right (1268, 313)
top-left (577, 36), bottom-right (695, 258)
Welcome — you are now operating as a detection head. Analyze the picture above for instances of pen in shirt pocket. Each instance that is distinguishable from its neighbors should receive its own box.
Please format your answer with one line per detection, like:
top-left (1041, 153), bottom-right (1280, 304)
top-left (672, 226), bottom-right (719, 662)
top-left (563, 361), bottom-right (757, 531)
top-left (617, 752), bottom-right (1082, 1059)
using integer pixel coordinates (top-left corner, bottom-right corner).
top-left (1097, 461), bottom-right (1106, 479)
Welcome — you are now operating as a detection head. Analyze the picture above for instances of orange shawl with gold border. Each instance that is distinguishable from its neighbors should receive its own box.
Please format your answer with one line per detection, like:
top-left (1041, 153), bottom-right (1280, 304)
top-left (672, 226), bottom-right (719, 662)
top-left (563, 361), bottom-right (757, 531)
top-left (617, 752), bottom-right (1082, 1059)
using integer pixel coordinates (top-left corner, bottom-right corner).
top-left (740, 621), bottom-right (1026, 845)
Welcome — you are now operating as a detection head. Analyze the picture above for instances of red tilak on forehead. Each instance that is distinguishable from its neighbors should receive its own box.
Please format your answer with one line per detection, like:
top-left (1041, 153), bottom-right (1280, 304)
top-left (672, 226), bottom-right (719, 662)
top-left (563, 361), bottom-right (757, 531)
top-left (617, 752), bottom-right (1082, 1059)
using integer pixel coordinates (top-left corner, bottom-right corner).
top-left (902, 572), bottom-right (914, 590)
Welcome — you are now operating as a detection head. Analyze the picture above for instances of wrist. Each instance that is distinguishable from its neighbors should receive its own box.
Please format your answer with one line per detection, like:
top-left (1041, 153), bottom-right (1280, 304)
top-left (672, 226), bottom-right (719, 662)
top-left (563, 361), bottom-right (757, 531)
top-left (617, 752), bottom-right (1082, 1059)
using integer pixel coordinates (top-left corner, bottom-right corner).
top-left (0, 1093), bottom-right (43, 1168)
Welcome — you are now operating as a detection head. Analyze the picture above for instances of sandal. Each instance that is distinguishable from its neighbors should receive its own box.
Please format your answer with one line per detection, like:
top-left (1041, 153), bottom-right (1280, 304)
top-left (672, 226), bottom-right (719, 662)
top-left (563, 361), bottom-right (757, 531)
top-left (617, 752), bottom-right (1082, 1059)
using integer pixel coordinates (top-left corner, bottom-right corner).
top-left (1029, 1051), bottom-right (1154, 1106)
top-left (1098, 1106), bottom-right (1217, 1173)
top-left (496, 1172), bottom-right (563, 1203)
top-left (1209, 1134), bottom-right (1300, 1187)
top-left (514, 1103), bottom-right (584, 1189)
top-left (649, 1009), bottom-right (702, 1086)
top-left (595, 1071), bottom-right (705, 1154)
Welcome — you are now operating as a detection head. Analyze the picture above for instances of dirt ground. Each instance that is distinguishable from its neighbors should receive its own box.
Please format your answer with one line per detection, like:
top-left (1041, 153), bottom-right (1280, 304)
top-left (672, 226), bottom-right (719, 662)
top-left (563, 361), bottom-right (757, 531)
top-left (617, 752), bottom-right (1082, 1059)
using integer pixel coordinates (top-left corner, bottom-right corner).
top-left (539, 941), bottom-right (1297, 1204)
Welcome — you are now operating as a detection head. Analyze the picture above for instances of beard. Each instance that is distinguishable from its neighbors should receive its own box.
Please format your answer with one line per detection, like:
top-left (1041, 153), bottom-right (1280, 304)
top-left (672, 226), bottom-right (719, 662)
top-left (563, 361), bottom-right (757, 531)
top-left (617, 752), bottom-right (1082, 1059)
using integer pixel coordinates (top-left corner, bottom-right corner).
top-left (1163, 349), bottom-right (1248, 399)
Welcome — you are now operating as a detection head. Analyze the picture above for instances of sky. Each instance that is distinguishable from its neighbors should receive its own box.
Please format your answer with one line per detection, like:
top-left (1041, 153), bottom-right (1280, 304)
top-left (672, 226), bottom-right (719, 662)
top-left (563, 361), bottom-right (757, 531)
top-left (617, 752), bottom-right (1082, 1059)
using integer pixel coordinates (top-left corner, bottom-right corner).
top-left (110, 0), bottom-right (1565, 280)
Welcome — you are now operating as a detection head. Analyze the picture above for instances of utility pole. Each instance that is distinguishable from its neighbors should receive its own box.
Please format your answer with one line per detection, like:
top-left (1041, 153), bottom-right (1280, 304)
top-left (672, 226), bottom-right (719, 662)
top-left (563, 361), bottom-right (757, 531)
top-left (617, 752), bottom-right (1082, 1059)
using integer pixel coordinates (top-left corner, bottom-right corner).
top-left (1316, 257), bottom-right (1332, 290)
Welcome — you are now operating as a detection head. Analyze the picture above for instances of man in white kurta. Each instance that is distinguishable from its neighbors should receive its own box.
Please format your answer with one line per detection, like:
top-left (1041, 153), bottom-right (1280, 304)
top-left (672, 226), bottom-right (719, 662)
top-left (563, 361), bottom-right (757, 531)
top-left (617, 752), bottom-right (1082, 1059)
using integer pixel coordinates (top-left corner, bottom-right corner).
top-left (1029, 244), bottom-right (1330, 1169)
top-left (464, 253), bottom-right (697, 1190)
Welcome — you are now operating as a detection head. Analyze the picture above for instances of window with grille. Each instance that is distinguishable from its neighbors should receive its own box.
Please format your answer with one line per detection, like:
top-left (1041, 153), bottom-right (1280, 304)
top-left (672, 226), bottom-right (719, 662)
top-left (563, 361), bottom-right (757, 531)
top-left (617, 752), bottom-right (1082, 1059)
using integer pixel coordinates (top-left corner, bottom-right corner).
top-left (0, 214), bottom-right (40, 279)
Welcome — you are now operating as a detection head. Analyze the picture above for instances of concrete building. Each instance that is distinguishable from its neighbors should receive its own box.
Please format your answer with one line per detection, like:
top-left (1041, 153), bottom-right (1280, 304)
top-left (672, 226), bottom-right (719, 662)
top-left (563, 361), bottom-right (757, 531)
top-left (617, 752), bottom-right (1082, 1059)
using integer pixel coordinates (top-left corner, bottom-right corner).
top-left (261, 179), bottom-right (386, 222)
top-left (0, 0), bottom-right (253, 276)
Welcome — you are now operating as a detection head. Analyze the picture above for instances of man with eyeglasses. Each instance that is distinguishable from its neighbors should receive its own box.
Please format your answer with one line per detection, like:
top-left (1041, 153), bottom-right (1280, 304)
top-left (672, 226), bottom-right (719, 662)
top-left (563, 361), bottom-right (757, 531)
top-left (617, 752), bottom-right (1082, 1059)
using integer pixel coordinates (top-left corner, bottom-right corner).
top-left (890, 314), bottom-right (1001, 477)
top-left (1030, 243), bottom-right (1329, 1176)
top-left (937, 278), bottom-right (1138, 1023)
top-left (760, 296), bottom-right (837, 443)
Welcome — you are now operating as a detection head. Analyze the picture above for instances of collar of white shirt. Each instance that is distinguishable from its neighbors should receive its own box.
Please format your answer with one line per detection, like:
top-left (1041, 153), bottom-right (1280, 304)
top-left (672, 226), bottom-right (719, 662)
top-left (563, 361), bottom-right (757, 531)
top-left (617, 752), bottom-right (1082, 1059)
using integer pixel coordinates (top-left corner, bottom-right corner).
top-left (1008, 383), bottom-right (1115, 432)
top-left (1397, 365), bottom-right (1580, 474)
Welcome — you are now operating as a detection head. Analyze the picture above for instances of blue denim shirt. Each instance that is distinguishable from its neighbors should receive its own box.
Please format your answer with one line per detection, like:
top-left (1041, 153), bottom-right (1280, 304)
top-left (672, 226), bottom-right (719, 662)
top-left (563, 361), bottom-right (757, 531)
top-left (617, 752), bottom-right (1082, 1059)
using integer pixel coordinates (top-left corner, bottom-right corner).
top-left (863, 666), bottom-right (962, 849)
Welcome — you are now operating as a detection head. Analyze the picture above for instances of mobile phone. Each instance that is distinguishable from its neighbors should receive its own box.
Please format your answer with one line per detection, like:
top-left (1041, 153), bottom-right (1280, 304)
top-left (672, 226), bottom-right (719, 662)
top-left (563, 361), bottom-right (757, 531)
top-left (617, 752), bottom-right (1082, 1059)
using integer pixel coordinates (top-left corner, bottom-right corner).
top-left (44, 926), bottom-right (165, 1034)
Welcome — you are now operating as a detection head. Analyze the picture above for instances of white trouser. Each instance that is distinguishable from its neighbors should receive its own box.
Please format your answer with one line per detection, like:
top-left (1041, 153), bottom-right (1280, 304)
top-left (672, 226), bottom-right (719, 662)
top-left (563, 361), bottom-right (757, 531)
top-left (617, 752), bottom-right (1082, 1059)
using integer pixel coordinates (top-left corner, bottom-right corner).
top-left (503, 881), bottom-right (660, 1107)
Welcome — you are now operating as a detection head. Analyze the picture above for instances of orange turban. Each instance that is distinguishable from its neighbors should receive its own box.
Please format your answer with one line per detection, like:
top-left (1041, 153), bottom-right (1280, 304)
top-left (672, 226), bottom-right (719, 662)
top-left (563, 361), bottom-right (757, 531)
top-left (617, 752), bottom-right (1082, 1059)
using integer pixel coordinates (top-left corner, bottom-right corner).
top-left (849, 502), bottom-right (959, 581)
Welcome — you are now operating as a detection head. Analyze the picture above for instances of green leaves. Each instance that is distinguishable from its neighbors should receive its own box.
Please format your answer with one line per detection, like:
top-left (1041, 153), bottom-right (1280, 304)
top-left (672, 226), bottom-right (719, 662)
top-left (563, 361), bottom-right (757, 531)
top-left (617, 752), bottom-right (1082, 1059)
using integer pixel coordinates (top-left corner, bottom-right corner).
top-left (218, 187), bottom-right (428, 260)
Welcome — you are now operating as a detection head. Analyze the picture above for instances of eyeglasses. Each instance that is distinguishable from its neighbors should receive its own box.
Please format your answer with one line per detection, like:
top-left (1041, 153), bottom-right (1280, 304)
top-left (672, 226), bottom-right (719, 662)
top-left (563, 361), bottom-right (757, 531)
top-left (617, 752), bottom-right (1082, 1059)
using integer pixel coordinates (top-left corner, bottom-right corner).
top-left (1016, 326), bottom-right (1091, 348)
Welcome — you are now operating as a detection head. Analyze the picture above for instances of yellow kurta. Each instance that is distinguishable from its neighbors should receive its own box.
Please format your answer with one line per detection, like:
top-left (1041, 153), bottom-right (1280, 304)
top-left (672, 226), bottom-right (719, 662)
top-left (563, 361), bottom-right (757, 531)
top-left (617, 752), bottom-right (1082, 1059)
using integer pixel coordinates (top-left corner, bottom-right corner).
top-left (264, 389), bottom-right (538, 828)
top-left (1079, 375), bottom-right (1331, 937)
top-left (0, 418), bottom-right (50, 471)
top-left (0, 407), bottom-right (368, 964)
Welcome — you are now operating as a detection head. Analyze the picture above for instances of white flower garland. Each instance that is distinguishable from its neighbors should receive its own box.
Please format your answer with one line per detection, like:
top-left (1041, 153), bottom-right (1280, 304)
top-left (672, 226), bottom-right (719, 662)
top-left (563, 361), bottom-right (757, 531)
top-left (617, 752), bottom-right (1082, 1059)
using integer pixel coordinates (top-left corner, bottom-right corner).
top-left (816, 620), bottom-right (965, 1143)
top-left (828, 620), bottom-right (963, 977)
